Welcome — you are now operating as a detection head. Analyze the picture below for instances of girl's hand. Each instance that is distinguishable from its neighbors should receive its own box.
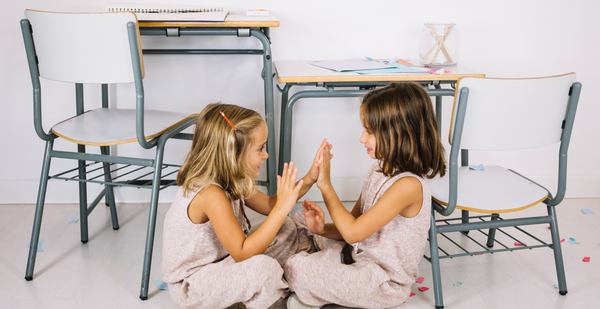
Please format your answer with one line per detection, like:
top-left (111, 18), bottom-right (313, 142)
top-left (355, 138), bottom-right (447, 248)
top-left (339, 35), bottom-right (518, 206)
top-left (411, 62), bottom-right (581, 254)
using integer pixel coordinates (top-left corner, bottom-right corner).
top-left (302, 200), bottom-right (325, 235)
top-left (316, 144), bottom-right (333, 190)
top-left (306, 139), bottom-right (329, 185)
top-left (275, 162), bottom-right (304, 213)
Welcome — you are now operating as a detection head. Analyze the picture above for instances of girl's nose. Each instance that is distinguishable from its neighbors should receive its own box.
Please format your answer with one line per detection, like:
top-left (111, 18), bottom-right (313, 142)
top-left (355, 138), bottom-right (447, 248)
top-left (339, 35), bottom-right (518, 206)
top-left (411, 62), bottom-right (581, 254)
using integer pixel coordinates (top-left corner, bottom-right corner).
top-left (359, 131), bottom-right (367, 144)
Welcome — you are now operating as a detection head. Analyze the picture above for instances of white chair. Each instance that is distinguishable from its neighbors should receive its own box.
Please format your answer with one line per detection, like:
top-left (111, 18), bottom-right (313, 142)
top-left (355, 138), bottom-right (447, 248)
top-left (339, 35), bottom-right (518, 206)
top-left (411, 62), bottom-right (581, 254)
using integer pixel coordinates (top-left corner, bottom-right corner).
top-left (427, 74), bottom-right (581, 308)
top-left (21, 10), bottom-right (196, 300)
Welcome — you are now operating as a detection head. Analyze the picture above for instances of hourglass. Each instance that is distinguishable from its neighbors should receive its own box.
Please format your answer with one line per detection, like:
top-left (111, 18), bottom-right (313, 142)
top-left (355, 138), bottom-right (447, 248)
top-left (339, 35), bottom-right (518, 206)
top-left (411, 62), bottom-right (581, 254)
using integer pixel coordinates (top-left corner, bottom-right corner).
top-left (419, 23), bottom-right (458, 66)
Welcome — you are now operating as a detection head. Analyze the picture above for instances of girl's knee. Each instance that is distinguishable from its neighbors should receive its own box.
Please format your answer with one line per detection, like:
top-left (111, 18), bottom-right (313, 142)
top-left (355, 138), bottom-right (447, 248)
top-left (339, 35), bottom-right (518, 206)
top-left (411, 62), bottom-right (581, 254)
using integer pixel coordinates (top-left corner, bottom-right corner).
top-left (246, 255), bottom-right (284, 282)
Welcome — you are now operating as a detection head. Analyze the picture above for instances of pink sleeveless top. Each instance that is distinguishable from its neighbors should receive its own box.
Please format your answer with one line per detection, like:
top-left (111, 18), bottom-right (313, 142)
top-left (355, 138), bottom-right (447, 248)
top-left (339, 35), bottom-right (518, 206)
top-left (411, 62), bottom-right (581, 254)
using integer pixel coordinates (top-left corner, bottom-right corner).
top-left (161, 183), bottom-right (250, 284)
top-left (356, 164), bottom-right (431, 285)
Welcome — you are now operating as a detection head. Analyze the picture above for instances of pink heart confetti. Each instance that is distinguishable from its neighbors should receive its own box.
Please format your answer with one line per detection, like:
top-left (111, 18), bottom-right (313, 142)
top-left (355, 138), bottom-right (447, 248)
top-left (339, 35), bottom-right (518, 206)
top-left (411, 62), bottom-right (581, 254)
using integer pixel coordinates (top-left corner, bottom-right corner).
top-left (582, 256), bottom-right (591, 263)
top-left (418, 286), bottom-right (429, 292)
top-left (415, 276), bottom-right (425, 284)
top-left (409, 292), bottom-right (416, 297)
top-left (514, 241), bottom-right (525, 247)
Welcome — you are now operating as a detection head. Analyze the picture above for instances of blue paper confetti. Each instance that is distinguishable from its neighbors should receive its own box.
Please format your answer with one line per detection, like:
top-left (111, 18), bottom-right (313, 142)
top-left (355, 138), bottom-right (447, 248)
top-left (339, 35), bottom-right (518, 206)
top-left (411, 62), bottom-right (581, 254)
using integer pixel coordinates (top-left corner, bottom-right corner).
top-left (27, 240), bottom-right (45, 252)
top-left (567, 237), bottom-right (580, 245)
top-left (468, 164), bottom-right (485, 171)
top-left (581, 208), bottom-right (594, 215)
top-left (68, 215), bottom-right (79, 224)
top-left (153, 279), bottom-right (168, 290)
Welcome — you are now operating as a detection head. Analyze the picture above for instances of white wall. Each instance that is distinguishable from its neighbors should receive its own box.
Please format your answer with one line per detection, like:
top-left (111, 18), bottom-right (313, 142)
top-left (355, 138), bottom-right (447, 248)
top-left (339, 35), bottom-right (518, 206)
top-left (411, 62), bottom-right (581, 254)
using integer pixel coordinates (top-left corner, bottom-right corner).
top-left (1, 0), bottom-right (599, 204)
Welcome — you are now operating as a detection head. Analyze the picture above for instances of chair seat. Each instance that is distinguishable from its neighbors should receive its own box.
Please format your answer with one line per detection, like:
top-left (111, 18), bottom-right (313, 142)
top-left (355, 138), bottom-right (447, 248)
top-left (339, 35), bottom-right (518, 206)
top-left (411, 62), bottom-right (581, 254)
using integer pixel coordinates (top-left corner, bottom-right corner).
top-left (51, 108), bottom-right (195, 146)
top-left (427, 165), bottom-right (549, 213)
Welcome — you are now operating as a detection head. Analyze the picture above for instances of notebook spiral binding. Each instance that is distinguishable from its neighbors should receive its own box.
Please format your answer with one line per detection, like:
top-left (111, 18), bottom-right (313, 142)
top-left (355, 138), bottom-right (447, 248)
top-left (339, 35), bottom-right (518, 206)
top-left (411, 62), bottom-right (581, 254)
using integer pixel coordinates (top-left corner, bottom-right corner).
top-left (107, 5), bottom-right (225, 14)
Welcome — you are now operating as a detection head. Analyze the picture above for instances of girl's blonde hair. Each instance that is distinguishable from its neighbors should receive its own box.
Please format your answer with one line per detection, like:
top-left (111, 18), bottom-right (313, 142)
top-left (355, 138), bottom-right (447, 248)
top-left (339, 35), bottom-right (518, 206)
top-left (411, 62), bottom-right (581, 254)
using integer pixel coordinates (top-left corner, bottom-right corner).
top-left (177, 103), bottom-right (264, 199)
top-left (361, 82), bottom-right (446, 178)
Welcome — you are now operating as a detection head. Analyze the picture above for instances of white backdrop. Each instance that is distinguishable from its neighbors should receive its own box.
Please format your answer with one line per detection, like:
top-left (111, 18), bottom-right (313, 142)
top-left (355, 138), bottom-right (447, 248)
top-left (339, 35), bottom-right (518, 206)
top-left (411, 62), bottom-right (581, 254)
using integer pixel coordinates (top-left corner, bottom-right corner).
top-left (1, 0), bottom-right (599, 204)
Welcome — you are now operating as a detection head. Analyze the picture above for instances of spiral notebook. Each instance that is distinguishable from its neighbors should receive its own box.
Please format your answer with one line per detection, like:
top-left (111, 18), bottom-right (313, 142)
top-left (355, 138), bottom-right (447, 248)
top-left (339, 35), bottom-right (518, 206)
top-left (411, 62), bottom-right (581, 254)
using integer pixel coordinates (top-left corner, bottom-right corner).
top-left (107, 4), bottom-right (229, 21)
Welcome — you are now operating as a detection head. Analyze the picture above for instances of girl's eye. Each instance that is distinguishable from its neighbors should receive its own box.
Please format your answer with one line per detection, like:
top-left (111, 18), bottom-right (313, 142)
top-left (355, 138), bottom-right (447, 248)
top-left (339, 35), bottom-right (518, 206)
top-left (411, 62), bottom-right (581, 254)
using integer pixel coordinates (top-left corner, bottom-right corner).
top-left (259, 144), bottom-right (266, 151)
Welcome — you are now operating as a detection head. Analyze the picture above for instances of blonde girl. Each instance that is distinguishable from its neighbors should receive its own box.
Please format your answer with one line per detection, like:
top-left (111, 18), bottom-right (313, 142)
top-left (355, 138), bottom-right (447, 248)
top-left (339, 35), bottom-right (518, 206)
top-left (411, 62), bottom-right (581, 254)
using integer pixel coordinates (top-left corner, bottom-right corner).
top-left (286, 82), bottom-right (446, 308)
top-left (162, 103), bottom-right (326, 309)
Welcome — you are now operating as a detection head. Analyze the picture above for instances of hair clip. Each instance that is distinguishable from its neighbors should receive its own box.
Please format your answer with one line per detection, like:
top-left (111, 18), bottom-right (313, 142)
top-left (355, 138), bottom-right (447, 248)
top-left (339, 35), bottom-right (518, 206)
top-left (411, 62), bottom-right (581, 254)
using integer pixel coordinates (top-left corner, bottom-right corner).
top-left (219, 111), bottom-right (237, 130)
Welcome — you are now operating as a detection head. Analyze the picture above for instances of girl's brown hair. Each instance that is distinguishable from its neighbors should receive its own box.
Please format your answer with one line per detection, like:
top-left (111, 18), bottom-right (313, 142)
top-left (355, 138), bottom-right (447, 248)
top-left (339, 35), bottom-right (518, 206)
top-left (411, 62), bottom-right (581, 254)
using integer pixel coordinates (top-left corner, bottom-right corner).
top-left (361, 82), bottom-right (446, 178)
top-left (177, 103), bottom-right (264, 199)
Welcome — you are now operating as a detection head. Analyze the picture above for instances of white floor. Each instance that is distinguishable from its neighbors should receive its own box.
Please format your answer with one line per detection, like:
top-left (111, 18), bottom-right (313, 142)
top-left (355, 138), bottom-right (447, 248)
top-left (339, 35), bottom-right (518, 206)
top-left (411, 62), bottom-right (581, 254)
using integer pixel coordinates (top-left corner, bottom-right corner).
top-left (0, 199), bottom-right (599, 309)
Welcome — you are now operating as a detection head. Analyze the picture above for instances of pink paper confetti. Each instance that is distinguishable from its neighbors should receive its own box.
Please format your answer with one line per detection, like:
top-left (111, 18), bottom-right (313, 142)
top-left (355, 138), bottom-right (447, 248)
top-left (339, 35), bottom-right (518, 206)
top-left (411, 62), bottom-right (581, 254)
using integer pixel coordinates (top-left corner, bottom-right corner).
top-left (560, 238), bottom-right (565, 243)
top-left (582, 256), bottom-right (591, 263)
top-left (415, 276), bottom-right (425, 284)
top-left (409, 292), bottom-right (416, 297)
top-left (514, 241), bottom-right (525, 247)
top-left (418, 286), bottom-right (429, 292)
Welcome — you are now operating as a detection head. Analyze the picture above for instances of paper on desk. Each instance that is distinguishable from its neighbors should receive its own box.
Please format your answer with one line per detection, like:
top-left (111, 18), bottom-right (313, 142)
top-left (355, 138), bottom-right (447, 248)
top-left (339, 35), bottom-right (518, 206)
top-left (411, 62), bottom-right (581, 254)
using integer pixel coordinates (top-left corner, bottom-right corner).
top-left (310, 59), bottom-right (395, 72)
top-left (354, 65), bottom-right (430, 74)
top-left (311, 58), bottom-right (430, 74)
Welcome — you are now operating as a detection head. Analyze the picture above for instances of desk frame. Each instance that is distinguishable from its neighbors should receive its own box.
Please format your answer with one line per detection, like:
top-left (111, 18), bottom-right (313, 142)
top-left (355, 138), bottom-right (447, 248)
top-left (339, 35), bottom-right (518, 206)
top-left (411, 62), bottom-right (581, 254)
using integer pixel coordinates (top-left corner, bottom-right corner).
top-left (277, 80), bottom-right (455, 174)
top-left (133, 24), bottom-right (278, 195)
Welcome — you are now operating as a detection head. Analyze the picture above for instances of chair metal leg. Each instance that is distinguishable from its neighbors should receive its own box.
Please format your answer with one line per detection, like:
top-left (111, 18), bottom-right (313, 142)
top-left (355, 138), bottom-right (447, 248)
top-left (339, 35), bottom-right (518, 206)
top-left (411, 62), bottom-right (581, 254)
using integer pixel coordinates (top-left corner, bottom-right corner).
top-left (101, 146), bottom-right (119, 230)
top-left (461, 210), bottom-right (470, 235)
top-left (548, 205), bottom-right (568, 295)
top-left (139, 141), bottom-right (166, 300)
top-left (429, 211), bottom-right (444, 309)
top-left (486, 213), bottom-right (500, 248)
top-left (25, 140), bottom-right (53, 281)
top-left (77, 144), bottom-right (89, 243)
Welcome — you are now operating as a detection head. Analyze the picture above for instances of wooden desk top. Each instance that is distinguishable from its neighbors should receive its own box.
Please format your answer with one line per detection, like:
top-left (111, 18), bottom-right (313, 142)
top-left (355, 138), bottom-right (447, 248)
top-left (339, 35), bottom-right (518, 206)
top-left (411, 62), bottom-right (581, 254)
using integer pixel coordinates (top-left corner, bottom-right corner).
top-left (138, 14), bottom-right (279, 28)
top-left (275, 60), bottom-right (485, 84)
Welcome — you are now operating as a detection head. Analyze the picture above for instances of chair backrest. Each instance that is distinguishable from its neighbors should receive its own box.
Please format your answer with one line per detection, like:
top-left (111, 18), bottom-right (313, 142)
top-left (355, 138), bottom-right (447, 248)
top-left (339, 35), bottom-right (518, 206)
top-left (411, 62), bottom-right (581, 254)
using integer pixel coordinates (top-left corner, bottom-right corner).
top-left (450, 73), bottom-right (576, 150)
top-left (24, 10), bottom-right (142, 84)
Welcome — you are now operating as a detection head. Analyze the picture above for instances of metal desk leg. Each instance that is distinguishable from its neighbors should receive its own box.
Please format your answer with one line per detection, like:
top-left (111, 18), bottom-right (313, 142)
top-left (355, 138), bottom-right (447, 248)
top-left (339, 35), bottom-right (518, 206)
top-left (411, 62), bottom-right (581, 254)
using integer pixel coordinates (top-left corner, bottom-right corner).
top-left (434, 83), bottom-right (442, 134)
top-left (278, 85), bottom-right (291, 174)
top-left (461, 148), bottom-right (469, 233)
top-left (251, 29), bottom-right (276, 195)
top-left (279, 89), bottom-right (369, 174)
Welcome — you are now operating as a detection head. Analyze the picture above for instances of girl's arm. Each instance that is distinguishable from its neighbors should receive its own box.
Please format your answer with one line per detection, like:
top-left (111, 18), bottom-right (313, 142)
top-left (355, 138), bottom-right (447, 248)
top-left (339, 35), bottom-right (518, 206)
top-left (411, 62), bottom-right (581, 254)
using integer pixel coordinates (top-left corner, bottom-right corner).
top-left (200, 164), bottom-right (303, 262)
top-left (244, 139), bottom-right (329, 215)
top-left (319, 178), bottom-right (422, 244)
top-left (316, 145), bottom-right (422, 244)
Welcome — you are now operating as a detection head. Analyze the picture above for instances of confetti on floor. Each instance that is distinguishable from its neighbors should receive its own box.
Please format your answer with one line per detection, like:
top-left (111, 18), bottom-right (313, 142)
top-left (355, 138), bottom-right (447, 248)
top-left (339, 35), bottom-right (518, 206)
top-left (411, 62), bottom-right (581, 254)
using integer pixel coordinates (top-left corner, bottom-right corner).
top-left (68, 215), bottom-right (79, 224)
top-left (153, 279), bottom-right (168, 290)
top-left (27, 240), bottom-right (44, 252)
top-left (514, 241), bottom-right (525, 247)
top-left (561, 238), bottom-right (565, 243)
top-left (418, 286), bottom-right (429, 292)
top-left (415, 276), bottom-right (425, 284)
top-left (468, 164), bottom-right (485, 171)
top-left (452, 281), bottom-right (463, 287)
top-left (582, 256), bottom-right (591, 263)
top-left (568, 237), bottom-right (580, 245)
top-left (409, 292), bottom-right (416, 297)
top-left (580, 208), bottom-right (594, 215)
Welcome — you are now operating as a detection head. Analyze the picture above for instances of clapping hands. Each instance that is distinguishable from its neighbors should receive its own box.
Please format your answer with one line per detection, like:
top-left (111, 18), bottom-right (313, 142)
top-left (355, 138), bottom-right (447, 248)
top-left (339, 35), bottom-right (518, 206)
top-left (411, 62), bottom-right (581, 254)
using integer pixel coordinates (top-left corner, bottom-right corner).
top-left (306, 138), bottom-right (333, 191)
top-left (276, 162), bottom-right (304, 213)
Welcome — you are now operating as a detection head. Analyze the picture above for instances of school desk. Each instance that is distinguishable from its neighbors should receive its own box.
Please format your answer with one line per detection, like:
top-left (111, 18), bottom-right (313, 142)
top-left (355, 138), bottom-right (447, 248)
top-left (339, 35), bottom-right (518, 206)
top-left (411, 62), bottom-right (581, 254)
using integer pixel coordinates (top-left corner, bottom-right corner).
top-left (274, 60), bottom-right (485, 173)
